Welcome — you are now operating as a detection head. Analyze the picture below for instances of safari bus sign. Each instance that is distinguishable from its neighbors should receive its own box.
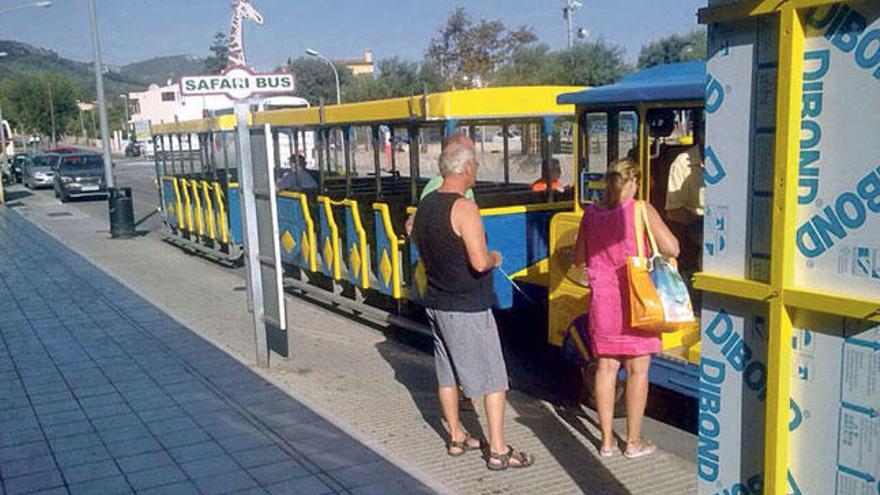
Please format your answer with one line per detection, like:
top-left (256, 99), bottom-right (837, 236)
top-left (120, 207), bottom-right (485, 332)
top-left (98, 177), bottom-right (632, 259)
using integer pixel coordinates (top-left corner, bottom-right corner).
top-left (179, 65), bottom-right (295, 101)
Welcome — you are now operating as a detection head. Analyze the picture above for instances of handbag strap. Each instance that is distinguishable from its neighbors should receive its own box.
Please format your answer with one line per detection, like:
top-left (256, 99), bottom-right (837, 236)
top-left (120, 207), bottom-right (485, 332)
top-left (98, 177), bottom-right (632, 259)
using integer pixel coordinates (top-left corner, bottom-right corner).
top-left (640, 201), bottom-right (660, 257)
top-left (633, 200), bottom-right (660, 259)
top-left (633, 201), bottom-right (646, 259)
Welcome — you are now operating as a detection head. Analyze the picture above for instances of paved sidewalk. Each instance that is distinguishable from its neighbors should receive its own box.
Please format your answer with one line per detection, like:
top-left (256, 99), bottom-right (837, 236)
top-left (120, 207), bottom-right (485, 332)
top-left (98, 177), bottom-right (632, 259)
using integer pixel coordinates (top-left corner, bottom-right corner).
top-left (3, 186), bottom-right (697, 495)
top-left (0, 210), bottom-right (435, 495)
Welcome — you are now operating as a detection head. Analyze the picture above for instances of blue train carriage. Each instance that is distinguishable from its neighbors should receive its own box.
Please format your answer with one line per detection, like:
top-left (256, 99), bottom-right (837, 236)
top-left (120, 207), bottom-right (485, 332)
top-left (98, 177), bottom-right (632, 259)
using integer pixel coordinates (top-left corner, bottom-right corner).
top-left (250, 87), bottom-right (583, 314)
top-left (551, 62), bottom-right (707, 399)
top-left (151, 115), bottom-right (243, 263)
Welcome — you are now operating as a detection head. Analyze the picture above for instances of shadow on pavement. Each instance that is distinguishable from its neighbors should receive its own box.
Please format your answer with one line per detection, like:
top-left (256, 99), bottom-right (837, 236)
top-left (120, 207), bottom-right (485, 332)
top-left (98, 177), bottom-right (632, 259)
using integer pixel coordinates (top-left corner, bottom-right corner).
top-left (2, 188), bottom-right (34, 203)
top-left (375, 318), bottom-right (631, 494)
top-left (134, 208), bottom-right (158, 228)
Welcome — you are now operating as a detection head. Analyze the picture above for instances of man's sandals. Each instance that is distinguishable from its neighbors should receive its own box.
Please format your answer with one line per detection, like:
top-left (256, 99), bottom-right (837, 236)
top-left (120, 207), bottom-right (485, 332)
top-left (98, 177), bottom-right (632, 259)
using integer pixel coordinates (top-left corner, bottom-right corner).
top-left (485, 446), bottom-right (535, 471)
top-left (447, 434), bottom-right (483, 457)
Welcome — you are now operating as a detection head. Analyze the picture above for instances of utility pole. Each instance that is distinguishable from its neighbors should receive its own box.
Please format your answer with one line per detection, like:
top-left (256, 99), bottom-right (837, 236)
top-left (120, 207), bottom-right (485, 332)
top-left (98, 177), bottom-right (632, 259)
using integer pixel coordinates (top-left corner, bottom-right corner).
top-left (562, 0), bottom-right (583, 49)
top-left (46, 77), bottom-right (57, 147)
top-left (78, 106), bottom-right (87, 144)
top-left (88, 0), bottom-right (114, 188)
top-left (119, 94), bottom-right (130, 139)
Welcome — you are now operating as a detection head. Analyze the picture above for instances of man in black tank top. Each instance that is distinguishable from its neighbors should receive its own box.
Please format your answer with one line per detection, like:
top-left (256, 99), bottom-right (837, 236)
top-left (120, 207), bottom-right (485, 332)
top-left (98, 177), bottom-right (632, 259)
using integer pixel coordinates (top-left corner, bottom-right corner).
top-left (412, 137), bottom-right (534, 471)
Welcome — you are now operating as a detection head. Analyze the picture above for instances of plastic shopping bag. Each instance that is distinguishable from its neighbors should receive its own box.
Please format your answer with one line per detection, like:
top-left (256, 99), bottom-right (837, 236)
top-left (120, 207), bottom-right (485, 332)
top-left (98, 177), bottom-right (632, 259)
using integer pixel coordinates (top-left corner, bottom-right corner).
top-left (649, 256), bottom-right (696, 331)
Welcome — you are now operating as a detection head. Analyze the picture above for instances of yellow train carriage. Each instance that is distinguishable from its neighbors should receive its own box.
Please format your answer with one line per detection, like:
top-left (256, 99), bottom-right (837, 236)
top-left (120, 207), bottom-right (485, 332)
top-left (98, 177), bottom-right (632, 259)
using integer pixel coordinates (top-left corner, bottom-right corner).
top-left (253, 86), bottom-right (582, 311)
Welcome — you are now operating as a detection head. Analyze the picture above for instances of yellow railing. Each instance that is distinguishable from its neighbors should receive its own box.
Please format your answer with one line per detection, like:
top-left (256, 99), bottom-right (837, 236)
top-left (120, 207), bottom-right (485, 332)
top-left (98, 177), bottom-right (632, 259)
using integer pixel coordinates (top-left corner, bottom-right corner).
top-left (170, 177), bottom-right (185, 229)
top-left (201, 180), bottom-right (216, 240)
top-left (317, 196), bottom-right (341, 280)
top-left (341, 199), bottom-right (370, 290)
top-left (213, 184), bottom-right (229, 244)
top-left (278, 191), bottom-right (318, 272)
top-left (190, 179), bottom-right (204, 236)
top-left (373, 203), bottom-right (404, 299)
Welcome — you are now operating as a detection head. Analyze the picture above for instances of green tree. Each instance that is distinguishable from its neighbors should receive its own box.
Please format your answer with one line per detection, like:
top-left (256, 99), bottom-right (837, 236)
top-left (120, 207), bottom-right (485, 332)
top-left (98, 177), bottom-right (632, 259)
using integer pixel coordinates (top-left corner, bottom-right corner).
top-left (637, 30), bottom-right (707, 69)
top-left (344, 57), bottom-right (449, 102)
top-left (204, 32), bottom-right (229, 74)
top-left (497, 40), bottom-right (629, 87)
top-left (285, 57), bottom-right (354, 105)
top-left (426, 7), bottom-right (537, 87)
top-left (5, 72), bottom-right (79, 139)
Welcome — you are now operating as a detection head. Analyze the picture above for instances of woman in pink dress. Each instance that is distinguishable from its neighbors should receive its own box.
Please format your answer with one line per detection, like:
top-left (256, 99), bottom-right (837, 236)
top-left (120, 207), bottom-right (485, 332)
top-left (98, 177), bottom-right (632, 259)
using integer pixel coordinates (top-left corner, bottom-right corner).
top-left (573, 158), bottom-right (679, 458)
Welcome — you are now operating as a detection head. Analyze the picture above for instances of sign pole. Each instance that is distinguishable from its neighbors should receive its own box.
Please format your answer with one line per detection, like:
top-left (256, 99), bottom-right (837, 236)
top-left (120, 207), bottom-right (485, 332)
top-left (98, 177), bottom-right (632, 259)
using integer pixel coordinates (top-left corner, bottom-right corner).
top-left (180, 66), bottom-right (294, 368)
top-left (235, 99), bottom-right (269, 368)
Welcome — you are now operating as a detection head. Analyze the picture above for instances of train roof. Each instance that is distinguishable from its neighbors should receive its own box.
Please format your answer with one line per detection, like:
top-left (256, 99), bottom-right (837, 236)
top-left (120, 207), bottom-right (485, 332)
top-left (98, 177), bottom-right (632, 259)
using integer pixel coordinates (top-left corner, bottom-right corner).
top-left (557, 61), bottom-right (705, 108)
top-left (151, 86), bottom-right (583, 135)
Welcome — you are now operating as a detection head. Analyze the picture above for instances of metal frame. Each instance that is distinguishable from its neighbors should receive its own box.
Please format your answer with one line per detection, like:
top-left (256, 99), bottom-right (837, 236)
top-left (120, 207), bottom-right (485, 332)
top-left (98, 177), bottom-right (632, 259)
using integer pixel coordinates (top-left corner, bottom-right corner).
top-left (692, 2), bottom-right (880, 493)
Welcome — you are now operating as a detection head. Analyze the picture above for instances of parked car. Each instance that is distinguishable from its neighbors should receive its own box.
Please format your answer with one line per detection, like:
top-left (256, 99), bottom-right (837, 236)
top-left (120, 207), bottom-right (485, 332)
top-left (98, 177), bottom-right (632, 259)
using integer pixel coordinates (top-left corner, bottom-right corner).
top-left (492, 129), bottom-right (522, 143)
top-left (53, 153), bottom-right (108, 202)
top-left (11, 153), bottom-right (30, 183)
top-left (45, 146), bottom-right (85, 155)
top-left (124, 141), bottom-right (142, 157)
top-left (23, 153), bottom-right (60, 189)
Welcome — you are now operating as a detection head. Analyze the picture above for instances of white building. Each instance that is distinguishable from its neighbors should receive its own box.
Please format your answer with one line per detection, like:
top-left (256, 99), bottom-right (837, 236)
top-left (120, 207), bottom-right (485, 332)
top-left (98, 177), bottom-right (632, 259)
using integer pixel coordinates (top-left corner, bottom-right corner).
top-left (127, 82), bottom-right (241, 127)
top-left (126, 83), bottom-right (311, 160)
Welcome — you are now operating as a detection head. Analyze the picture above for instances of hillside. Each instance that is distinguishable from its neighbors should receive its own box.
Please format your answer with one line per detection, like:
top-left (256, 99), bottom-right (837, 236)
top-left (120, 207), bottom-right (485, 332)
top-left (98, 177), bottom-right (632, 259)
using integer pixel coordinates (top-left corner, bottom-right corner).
top-left (0, 40), bottom-right (206, 97)
top-left (0, 40), bottom-right (143, 97)
top-left (118, 55), bottom-right (206, 86)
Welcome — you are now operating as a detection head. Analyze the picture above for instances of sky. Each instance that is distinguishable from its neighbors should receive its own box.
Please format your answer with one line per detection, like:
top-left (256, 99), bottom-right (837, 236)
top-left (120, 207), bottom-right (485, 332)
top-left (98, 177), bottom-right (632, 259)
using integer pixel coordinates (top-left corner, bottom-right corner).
top-left (2, 0), bottom-right (706, 70)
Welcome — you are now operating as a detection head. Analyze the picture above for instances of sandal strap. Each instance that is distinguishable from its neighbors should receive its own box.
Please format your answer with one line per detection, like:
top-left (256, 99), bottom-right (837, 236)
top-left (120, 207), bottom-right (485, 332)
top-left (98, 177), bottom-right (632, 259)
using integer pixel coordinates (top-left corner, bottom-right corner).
top-left (448, 433), bottom-right (479, 450)
top-left (506, 446), bottom-right (534, 467)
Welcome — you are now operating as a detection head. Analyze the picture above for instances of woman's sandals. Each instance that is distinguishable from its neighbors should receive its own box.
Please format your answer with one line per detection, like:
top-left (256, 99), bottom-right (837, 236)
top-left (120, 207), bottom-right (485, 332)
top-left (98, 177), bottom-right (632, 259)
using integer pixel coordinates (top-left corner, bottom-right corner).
top-left (485, 446), bottom-right (535, 471)
top-left (623, 439), bottom-right (657, 459)
top-left (447, 433), bottom-right (482, 457)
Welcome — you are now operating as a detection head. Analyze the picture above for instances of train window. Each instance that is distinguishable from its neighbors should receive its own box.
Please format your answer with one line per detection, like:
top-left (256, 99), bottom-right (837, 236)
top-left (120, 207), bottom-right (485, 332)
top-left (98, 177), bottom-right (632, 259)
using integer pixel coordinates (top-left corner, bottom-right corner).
top-left (471, 124), bottom-right (505, 183)
top-left (617, 111), bottom-right (638, 161)
top-left (351, 125), bottom-right (373, 178)
top-left (390, 126), bottom-right (411, 177)
top-left (506, 123), bottom-right (542, 188)
top-left (552, 119), bottom-right (576, 191)
top-left (586, 113), bottom-right (608, 173)
top-left (329, 127), bottom-right (345, 176)
top-left (418, 125), bottom-right (442, 180)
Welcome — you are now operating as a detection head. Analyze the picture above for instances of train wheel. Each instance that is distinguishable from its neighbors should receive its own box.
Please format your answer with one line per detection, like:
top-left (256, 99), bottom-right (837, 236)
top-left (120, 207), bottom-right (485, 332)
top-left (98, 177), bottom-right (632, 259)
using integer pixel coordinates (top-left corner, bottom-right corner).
top-left (581, 361), bottom-right (627, 418)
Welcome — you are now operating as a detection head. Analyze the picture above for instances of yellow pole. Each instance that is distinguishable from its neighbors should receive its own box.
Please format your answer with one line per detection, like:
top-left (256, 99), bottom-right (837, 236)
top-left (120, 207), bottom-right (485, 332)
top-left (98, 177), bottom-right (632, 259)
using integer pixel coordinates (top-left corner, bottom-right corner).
top-left (764, 7), bottom-right (805, 494)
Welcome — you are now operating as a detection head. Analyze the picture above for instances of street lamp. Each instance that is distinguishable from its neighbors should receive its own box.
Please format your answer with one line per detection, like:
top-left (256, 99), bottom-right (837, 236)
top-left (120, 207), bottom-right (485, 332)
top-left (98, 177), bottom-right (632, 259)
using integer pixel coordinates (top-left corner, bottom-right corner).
top-left (87, 0), bottom-right (113, 189)
top-left (119, 94), bottom-right (130, 139)
top-left (305, 48), bottom-right (341, 105)
top-left (0, 1), bottom-right (51, 17)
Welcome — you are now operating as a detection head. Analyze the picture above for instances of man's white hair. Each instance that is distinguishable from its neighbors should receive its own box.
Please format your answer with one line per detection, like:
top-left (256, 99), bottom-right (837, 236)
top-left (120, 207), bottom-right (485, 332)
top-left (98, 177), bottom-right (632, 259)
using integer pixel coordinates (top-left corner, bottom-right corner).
top-left (438, 143), bottom-right (476, 178)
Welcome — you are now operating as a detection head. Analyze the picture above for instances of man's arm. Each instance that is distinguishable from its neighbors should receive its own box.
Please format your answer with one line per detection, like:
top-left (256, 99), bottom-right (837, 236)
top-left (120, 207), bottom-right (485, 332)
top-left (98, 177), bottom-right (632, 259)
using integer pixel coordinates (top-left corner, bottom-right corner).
top-left (665, 149), bottom-right (700, 225)
top-left (452, 198), bottom-right (500, 272)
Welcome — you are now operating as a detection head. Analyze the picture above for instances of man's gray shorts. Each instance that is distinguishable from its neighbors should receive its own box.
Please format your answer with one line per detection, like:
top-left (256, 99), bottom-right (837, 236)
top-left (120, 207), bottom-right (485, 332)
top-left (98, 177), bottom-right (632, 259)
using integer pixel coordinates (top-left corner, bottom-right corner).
top-left (426, 308), bottom-right (509, 398)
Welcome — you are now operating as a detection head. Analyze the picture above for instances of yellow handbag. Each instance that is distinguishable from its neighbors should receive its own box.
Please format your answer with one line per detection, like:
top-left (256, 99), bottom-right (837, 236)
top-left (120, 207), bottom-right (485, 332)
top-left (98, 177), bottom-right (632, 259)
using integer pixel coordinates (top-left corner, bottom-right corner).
top-left (626, 201), bottom-right (664, 329)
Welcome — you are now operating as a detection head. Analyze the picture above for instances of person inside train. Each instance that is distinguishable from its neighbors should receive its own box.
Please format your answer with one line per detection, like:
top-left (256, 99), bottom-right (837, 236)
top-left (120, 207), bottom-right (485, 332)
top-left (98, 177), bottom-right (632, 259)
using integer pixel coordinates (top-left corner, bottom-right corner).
top-left (276, 154), bottom-right (318, 192)
top-left (572, 157), bottom-right (679, 459)
top-left (664, 111), bottom-right (704, 273)
top-left (530, 158), bottom-right (566, 193)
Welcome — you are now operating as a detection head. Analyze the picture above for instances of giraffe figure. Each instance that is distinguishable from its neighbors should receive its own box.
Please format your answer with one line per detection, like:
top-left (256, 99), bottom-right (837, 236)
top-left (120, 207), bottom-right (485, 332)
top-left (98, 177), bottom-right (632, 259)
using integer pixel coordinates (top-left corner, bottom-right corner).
top-left (226, 0), bottom-right (264, 68)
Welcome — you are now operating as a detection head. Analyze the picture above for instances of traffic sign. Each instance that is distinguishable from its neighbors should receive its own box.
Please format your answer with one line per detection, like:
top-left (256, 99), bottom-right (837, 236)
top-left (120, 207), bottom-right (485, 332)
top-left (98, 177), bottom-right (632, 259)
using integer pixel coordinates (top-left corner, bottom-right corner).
top-left (180, 65), bottom-right (295, 101)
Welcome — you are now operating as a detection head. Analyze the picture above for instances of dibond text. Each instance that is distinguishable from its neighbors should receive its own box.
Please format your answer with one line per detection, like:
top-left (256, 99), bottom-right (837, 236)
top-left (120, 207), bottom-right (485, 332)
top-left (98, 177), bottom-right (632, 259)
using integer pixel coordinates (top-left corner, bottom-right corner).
top-left (797, 164), bottom-right (880, 258)
top-left (799, 49), bottom-right (829, 205)
top-left (806, 5), bottom-right (880, 80)
top-left (706, 74), bottom-right (725, 114)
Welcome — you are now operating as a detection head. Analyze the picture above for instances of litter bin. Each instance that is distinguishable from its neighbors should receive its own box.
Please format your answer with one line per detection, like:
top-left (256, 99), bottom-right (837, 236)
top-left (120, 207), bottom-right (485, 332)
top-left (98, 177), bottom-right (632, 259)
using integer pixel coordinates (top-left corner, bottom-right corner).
top-left (108, 187), bottom-right (135, 238)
